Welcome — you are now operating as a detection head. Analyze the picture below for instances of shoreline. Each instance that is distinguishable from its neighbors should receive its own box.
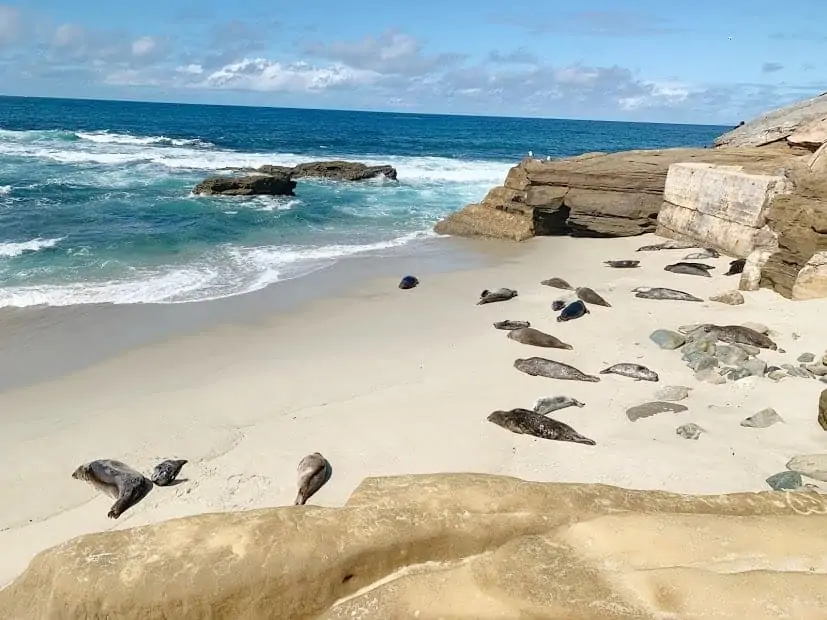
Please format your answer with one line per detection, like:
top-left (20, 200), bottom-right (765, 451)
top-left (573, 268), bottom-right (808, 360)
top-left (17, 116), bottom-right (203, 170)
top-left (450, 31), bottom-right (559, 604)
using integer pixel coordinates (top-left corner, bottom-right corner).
top-left (2, 232), bottom-right (827, 587)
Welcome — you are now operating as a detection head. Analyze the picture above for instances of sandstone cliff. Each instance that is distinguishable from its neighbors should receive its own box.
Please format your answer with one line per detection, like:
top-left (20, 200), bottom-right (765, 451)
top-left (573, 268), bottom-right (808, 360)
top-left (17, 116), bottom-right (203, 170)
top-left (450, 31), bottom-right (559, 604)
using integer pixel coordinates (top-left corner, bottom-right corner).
top-left (1, 473), bottom-right (826, 619)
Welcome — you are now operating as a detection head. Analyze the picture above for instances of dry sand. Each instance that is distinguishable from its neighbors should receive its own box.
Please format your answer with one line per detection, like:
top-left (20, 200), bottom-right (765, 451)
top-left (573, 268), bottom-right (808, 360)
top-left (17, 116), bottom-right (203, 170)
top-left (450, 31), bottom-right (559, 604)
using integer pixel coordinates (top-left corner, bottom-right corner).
top-left (1, 232), bottom-right (826, 586)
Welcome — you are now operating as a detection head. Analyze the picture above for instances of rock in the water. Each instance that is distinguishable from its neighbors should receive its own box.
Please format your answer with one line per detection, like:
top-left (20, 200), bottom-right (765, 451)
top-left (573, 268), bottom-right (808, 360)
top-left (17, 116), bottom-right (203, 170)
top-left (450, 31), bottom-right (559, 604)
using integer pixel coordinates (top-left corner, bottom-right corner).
top-left (676, 423), bottom-right (704, 440)
top-left (819, 389), bottom-right (827, 431)
top-left (709, 290), bottom-right (745, 305)
top-left (254, 161), bottom-right (398, 182)
top-left (193, 174), bottom-right (296, 196)
top-left (655, 385), bottom-right (692, 402)
top-left (626, 401), bottom-right (688, 422)
top-left (787, 454), bottom-right (827, 482)
top-left (799, 352), bottom-right (816, 363)
top-left (741, 408), bottom-right (783, 428)
top-left (649, 329), bottom-right (686, 350)
top-left (715, 345), bottom-right (748, 366)
top-left (766, 471), bottom-right (803, 491)
top-left (695, 368), bottom-right (726, 384)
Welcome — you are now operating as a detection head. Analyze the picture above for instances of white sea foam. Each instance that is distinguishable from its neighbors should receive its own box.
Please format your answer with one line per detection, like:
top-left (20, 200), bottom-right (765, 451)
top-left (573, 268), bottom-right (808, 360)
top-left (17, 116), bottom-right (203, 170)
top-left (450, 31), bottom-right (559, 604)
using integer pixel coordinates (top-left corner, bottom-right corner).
top-left (0, 185), bottom-right (10, 196)
top-left (76, 131), bottom-right (214, 148)
top-left (0, 237), bottom-right (62, 258)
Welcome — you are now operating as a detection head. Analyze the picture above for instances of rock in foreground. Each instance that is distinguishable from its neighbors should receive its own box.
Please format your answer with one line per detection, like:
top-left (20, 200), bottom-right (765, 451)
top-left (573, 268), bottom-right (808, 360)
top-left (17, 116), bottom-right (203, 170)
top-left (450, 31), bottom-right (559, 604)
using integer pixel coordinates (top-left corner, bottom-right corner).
top-left (193, 174), bottom-right (296, 196)
top-left (1, 473), bottom-right (827, 619)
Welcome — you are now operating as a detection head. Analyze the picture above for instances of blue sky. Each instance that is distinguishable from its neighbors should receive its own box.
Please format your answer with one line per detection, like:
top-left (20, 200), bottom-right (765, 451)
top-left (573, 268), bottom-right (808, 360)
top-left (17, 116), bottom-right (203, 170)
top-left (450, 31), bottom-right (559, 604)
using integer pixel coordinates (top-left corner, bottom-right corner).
top-left (0, 0), bottom-right (824, 124)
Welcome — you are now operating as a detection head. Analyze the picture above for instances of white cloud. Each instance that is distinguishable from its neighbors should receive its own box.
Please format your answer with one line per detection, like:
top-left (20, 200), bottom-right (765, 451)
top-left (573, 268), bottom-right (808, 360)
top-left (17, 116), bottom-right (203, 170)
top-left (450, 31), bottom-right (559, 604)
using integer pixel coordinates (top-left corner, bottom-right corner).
top-left (177, 63), bottom-right (204, 75)
top-left (52, 23), bottom-right (86, 48)
top-left (201, 58), bottom-right (377, 92)
top-left (0, 5), bottom-right (20, 46)
top-left (131, 36), bottom-right (157, 58)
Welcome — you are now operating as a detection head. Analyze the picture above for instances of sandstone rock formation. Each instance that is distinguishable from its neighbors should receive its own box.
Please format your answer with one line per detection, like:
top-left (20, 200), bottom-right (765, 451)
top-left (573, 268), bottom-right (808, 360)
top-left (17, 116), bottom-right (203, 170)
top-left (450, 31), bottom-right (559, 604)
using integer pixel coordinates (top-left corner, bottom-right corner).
top-left (233, 161), bottom-right (398, 182)
top-left (192, 174), bottom-right (296, 196)
top-left (1, 473), bottom-right (827, 619)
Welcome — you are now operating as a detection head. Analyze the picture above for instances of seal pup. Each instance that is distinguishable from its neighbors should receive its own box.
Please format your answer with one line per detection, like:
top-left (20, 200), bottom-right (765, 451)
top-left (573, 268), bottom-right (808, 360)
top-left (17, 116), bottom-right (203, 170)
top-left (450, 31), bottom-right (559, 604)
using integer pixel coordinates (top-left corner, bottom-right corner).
top-left (514, 357), bottom-right (600, 382)
top-left (294, 452), bottom-right (332, 506)
top-left (150, 459), bottom-right (188, 486)
top-left (633, 287), bottom-right (703, 302)
top-left (557, 300), bottom-right (589, 322)
top-left (477, 288), bottom-right (518, 305)
top-left (701, 324), bottom-right (778, 350)
top-left (604, 260), bottom-right (640, 268)
top-left (575, 287), bottom-right (611, 307)
top-left (487, 409), bottom-right (596, 445)
top-left (599, 363), bottom-right (659, 382)
top-left (684, 248), bottom-right (720, 259)
top-left (534, 395), bottom-right (585, 415)
top-left (540, 277), bottom-right (573, 290)
top-left (507, 327), bottom-right (573, 350)
top-left (398, 275), bottom-right (419, 290)
top-left (636, 240), bottom-right (698, 252)
top-left (725, 258), bottom-right (746, 276)
top-left (493, 320), bottom-right (530, 330)
top-left (551, 299), bottom-right (566, 311)
top-left (72, 459), bottom-right (153, 519)
top-left (664, 262), bottom-right (714, 277)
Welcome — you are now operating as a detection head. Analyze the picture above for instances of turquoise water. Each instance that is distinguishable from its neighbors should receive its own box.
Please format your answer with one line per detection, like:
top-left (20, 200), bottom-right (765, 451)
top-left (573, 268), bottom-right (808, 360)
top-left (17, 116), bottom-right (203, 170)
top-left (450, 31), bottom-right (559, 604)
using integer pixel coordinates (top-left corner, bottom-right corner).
top-left (0, 96), bottom-right (729, 307)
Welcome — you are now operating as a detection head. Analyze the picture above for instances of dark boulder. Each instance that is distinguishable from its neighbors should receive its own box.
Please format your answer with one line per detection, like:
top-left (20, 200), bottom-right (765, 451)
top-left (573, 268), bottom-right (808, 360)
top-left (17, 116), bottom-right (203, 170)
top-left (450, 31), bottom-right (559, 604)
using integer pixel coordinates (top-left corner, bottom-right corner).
top-left (193, 174), bottom-right (296, 196)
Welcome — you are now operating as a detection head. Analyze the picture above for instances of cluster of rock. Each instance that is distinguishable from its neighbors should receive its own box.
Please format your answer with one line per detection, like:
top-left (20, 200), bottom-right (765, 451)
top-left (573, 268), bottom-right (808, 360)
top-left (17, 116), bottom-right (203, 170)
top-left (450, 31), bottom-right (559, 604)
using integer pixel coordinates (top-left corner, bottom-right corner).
top-left (2, 473), bottom-right (827, 619)
top-left (193, 160), bottom-right (397, 196)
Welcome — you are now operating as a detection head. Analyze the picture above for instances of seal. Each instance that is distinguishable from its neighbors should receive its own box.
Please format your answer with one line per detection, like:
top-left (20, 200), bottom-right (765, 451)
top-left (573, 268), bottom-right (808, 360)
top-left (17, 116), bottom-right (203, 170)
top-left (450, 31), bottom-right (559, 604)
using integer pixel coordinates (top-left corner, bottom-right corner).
top-left (551, 300), bottom-right (566, 311)
top-left (71, 459), bottom-right (153, 519)
top-left (150, 459), bottom-right (188, 486)
top-left (599, 363), bottom-right (659, 382)
top-left (477, 288), bottom-right (518, 305)
top-left (534, 395), bottom-right (585, 415)
top-left (507, 327), bottom-right (573, 350)
top-left (398, 275), bottom-right (419, 290)
top-left (684, 248), bottom-right (720, 259)
top-left (636, 240), bottom-right (698, 252)
top-left (557, 300), bottom-right (589, 322)
top-left (575, 287), bottom-right (611, 307)
top-left (295, 452), bottom-right (332, 505)
top-left (540, 277), bottom-right (573, 290)
top-left (664, 262), bottom-right (714, 277)
top-left (726, 258), bottom-right (746, 276)
top-left (514, 357), bottom-right (600, 382)
top-left (493, 320), bottom-right (530, 330)
top-left (633, 287), bottom-right (703, 302)
top-left (701, 324), bottom-right (778, 350)
top-left (487, 408), bottom-right (596, 445)
top-left (604, 260), bottom-right (640, 268)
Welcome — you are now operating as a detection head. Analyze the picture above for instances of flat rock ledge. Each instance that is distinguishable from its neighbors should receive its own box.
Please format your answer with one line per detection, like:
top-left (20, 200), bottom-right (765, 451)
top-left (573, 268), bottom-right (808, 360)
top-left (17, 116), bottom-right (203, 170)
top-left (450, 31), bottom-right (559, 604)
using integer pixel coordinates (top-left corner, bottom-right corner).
top-left (224, 160), bottom-right (398, 182)
top-left (1, 473), bottom-right (826, 619)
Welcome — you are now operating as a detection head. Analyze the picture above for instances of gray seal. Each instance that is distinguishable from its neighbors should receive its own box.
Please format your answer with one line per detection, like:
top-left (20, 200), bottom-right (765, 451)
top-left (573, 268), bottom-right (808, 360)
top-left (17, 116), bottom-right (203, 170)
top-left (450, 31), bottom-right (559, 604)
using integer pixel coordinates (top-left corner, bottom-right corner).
top-left (576, 287), bottom-right (611, 307)
top-left (599, 363), bottom-right (659, 382)
top-left (507, 327), bottom-right (573, 350)
top-left (150, 459), bottom-right (188, 486)
top-left (514, 357), bottom-right (600, 382)
top-left (604, 260), bottom-right (640, 268)
top-left (633, 287), bottom-right (703, 302)
top-left (540, 277), bottom-right (573, 290)
top-left (684, 248), bottom-right (720, 259)
top-left (665, 262), bottom-right (714, 277)
top-left (551, 299), bottom-right (566, 311)
top-left (72, 459), bottom-right (153, 519)
top-left (637, 241), bottom-right (698, 252)
top-left (295, 452), bottom-right (332, 505)
top-left (701, 324), bottom-right (778, 350)
top-left (493, 320), bottom-right (530, 330)
top-left (487, 408), bottom-right (596, 445)
top-left (534, 395), bottom-right (585, 415)
top-left (477, 288), bottom-right (518, 305)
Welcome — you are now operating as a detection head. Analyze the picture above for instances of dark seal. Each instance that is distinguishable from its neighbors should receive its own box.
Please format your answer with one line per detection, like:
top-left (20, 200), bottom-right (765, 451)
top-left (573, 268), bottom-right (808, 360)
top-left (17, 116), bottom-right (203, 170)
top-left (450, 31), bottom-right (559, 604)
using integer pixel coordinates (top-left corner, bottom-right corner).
top-left (494, 320), bottom-right (530, 330)
top-left (557, 300), bottom-right (589, 322)
top-left (725, 258), bottom-right (746, 276)
top-left (488, 408), bottom-right (596, 445)
top-left (477, 288), bottom-right (518, 305)
top-left (72, 459), bottom-right (153, 519)
top-left (514, 357), bottom-right (600, 382)
top-left (604, 260), bottom-right (640, 268)
top-left (398, 275), bottom-right (419, 290)
top-left (295, 452), bottom-right (333, 505)
top-left (150, 459), bottom-right (188, 486)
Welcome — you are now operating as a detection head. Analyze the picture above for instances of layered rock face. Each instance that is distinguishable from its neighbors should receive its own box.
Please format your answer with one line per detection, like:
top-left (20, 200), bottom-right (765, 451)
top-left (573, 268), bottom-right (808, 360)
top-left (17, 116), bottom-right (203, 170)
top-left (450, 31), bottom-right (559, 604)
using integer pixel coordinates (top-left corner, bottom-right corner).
top-left (2, 473), bottom-right (827, 620)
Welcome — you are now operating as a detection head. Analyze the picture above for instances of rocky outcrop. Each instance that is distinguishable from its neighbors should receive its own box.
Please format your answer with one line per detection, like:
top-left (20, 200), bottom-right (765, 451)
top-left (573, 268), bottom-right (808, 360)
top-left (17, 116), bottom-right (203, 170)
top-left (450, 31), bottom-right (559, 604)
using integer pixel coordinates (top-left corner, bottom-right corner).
top-left (233, 161), bottom-right (398, 182)
top-left (193, 174), bottom-right (296, 196)
top-left (1, 473), bottom-right (827, 620)
top-left (714, 92), bottom-right (827, 149)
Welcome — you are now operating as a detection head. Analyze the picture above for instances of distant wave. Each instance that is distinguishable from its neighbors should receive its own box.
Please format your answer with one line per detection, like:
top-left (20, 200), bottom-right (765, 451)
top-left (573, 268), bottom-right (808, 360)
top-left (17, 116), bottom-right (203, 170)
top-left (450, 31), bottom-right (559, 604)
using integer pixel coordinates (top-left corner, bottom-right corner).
top-left (75, 130), bottom-right (215, 148)
top-left (0, 185), bottom-right (10, 196)
top-left (0, 237), bottom-right (62, 258)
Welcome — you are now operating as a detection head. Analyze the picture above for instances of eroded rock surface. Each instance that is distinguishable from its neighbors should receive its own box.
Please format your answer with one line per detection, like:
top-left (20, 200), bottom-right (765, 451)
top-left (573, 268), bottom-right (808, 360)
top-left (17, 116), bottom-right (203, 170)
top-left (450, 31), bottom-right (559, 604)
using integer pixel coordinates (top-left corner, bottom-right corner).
top-left (192, 174), bottom-right (296, 196)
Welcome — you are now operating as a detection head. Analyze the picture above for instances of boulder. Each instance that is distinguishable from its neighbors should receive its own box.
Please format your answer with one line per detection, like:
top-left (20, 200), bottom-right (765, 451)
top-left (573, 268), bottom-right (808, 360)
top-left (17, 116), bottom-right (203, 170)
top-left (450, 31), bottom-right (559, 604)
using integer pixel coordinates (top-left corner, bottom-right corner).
top-left (786, 116), bottom-right (827, 150)
top-left (2, 473), bottom-right (827, 620)
top-left (258, 161), bottom-right (398, 182)
top-left (193, 174), bottom-right (296, 196)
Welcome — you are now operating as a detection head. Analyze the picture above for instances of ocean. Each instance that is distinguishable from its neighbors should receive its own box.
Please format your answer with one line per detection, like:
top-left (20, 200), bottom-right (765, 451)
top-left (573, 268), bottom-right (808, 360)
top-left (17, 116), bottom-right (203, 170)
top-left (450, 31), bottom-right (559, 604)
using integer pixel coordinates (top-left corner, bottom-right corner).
top-left (0, 96), bottom-right (729, 308)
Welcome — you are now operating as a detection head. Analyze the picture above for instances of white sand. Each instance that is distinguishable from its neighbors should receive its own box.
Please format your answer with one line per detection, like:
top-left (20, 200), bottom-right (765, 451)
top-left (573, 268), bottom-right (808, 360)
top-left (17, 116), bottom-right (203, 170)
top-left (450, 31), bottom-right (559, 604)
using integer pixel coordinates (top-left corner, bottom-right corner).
top-left (1, 233), bottom-right (826, 586)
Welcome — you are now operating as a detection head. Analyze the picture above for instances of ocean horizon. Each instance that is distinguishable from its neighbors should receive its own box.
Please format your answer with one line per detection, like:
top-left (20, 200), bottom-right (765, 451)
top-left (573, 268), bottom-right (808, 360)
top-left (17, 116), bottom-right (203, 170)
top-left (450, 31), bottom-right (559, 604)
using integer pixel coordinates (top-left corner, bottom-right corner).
top-left (0, 95), bottom-right (730, 308)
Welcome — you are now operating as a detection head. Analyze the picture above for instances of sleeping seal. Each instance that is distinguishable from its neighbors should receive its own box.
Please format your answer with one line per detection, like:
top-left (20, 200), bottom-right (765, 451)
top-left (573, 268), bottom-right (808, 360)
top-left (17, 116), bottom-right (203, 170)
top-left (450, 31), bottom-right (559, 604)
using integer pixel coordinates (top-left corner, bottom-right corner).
top-left (557, 300), bottom-right (589, 322)
top-left (633, 287), bottom-right (703, 302)
top-left (540, 277), bottom-right (573, 290)
top-left (575, 287), bottom-right (611, 307)
top-left (534, 395), bottom-right (585, 415)
top-left (725, 258), bottom-right (746, 276)
top-left (150, 459), bottom-right (188, 486)
top-left (72, 459), bottom-right (153, 519)
top-left (477, 288), bottom-right (518, 305)
top-left (637, 241), bottom-right (698, 252)
top-left (487, 408), bottom-right (596, 445)
top-left (514, 357), bottom-right (600, 382)
top-left (600, 363), bottom-right (659, 382)
top-left (294, 452), bottom-right (332, 505)
top-left (398, 275), bottom-right (419, 290)
top-left (493, 320), bottom-right (530, 330)
top-left (701, 324), bottom-right (777, 350)
top-left (604, 260), bottom-right (640, 268)
top-left (551, 299), bottom-right (566, 311)
top-left (507, 327), bottom-right (573, 350)
top-left (684, 248), bottom-right (720, 259)
top-left (664, 262), bottom-right (714, 277)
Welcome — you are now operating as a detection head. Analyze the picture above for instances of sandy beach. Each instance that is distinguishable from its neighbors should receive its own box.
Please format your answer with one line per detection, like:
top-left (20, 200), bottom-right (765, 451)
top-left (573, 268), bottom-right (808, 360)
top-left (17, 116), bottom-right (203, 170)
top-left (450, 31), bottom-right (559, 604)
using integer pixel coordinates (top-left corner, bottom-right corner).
top-left (2, 232), bottom-right (826, 587)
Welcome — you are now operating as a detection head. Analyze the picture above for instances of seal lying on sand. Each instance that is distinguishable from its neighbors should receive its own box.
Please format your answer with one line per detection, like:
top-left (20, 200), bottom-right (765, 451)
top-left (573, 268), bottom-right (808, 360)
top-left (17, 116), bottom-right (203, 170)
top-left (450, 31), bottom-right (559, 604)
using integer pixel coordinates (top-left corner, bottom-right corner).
top-left (701, 324), bottom-right (778, 350)
top-left (665, 262), bottom-right (714, 277)
top-left (493, 320), bottom-right (530, 330)
top-left (684, 248), bottom-right (720, 259)
top-left (637, 240), bottom-right (698, 252)
top-left (600, 363), bottom-right (659, 382)
top-left (514, 357), bottom-right (600, 382)
top-left (487, 408), bottom-right (596, 445)
top-left (540, 277), bottom-right (573, 290)
top-left (726, 258), bottom-right (746, 276)
top-left (295, 452), bottom-right (332, 505)
top-left (604, 260), bottom-right (640, 268)
top-left (576, 287), bottom-right (610, 307)
top-left (551, 300), bottom-right (566, 311)
top-left (557, 300), bottom-right (589, 322)
top-left (398, 275), bottom-right (419, 290)
top-left (534, 395), bottom-right (585, 415)
top-left (150, 459), bottom-right (188, 486)
top-left (633, 287), bottom-right (703, 302)
top-left (507, 327), bottom-right (573, 350)
top-left (477, 288), bottom-right (518, 305)
top-left (72, 459), bottom-right (153, 519)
